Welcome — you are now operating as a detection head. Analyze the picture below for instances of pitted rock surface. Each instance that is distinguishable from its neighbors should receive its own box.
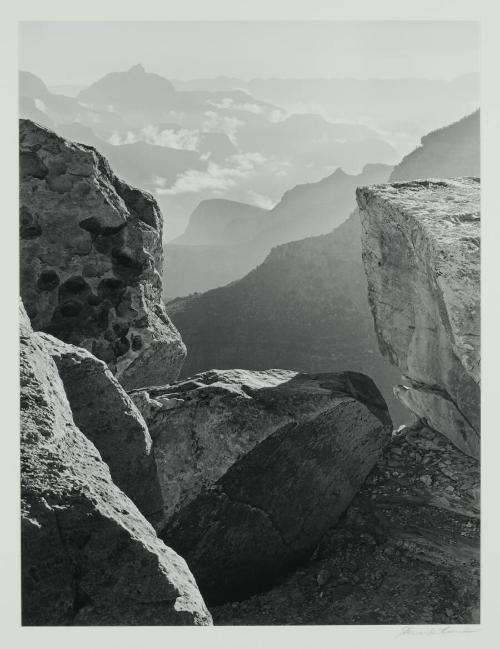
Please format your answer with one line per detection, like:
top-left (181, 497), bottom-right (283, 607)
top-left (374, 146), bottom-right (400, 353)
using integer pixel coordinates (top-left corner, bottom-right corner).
top-left (357, 178), bottom-right (480, 458)
top-left (39, 332), bottom-right (163, 527)
top-left (130, 368), bottom-right (392, 526)
top-left (146, 370), bottom-right (392, 605)
top-left (19, 119), bottom-right (185, 389)
top-left (20, 304), bottom-right (211, 626)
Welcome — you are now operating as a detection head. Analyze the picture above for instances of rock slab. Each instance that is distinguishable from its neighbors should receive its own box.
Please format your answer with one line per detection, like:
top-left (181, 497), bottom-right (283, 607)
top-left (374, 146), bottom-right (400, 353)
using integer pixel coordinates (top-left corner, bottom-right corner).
top-left (357, 178), bottom-right (480, 458)
top-left (20, 304), bottom-right (211, 625)
top-left (19, 118), bottom-right (185, 389)
top-left (149, 370), bottom-right (392, 604)
top-left (40, 332), bottom-right (163, 527)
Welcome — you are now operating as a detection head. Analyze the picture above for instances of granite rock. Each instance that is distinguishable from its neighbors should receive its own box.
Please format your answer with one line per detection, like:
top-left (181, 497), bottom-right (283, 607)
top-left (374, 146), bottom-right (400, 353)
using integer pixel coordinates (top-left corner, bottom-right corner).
top-left (357, 178), bottom-right (480, 458)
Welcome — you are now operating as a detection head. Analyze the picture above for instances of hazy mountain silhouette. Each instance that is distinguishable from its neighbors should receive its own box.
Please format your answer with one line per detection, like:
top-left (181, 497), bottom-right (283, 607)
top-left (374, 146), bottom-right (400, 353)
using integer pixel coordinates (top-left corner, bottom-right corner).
top-left (390, 110), bottom-right (480, 181)
top-left (174, 74), bottom-right (479, 158)
top-left (173, 200), bottom-right (268, 246)
top-left (164, 163), bottom-right (392, 298)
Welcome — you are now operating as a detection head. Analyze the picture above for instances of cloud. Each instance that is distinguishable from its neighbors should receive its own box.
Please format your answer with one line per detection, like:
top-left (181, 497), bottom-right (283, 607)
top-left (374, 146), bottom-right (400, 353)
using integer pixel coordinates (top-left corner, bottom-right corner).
top-left (202, 111), bottom-right (244, 145)
top-left (206, 97), bottom-right (265, 114)
top-left (34, 98), bottom-right (47, 113)
top-left (247, 190), bottom-right (275, 210)
top-left (107, 125), bottom-right (199, 150)
top-left (268, 108), bottom-right (288, 123)
top-left (107, 130), bottom-right (137, 145)
top-left (141, 125), bottom-right (199, 150)
top-left (157, 152), bottom-right (267, 196)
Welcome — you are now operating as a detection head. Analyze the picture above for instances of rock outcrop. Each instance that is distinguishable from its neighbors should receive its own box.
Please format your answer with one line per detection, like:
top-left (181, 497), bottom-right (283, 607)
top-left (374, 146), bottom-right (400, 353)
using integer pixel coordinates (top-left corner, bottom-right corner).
top-left (19, 119), bottom-right (186, 389)
top-left (213, 421), bottom-right (479, 624)
top-left (357, 178), bottom-right (480, 458)
top-left (20, 304), bottom-right (211, 625)
top-left (131, 370), bottom-right (392, 604)
top-left (39, 333), bottom-right (163, 526)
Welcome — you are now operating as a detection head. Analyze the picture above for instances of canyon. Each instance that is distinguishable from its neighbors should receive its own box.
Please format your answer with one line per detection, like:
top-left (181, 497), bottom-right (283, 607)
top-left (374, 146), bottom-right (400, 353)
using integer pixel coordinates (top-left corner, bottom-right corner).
top-left (19, 115), bottom-right (480, 626)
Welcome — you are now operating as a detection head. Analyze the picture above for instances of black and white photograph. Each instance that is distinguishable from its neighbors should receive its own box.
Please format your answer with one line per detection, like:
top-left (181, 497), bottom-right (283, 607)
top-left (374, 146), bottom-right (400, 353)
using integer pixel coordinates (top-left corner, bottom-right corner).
top-left (2, 0), bottom-right (499, 644)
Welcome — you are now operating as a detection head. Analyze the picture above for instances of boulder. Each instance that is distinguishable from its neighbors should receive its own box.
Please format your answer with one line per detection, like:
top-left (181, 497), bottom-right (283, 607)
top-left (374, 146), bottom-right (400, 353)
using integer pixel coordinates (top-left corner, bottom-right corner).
top-left (135, 370), bottom-right (392, 604)
top-left (39, 332), bottom-right (163, 527)
top-left (357, 178), bottom-right (480, 458)
top-left (19, 118), bottom-right (186, 389)
top-left (20, 304), bottom-right (211, 625)
top-left (130, 369), bottom-right (392, 524)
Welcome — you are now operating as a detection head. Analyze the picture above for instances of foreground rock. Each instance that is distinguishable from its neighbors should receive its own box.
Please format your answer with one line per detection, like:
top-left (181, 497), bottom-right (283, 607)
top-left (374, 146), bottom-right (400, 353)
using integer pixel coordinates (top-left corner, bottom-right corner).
top-left (213, 421), bottom-right (479, 624)
top-left (135, 370), bottom-right (392, 605)
top-left (20, 305), bottom-right (211, 625)
top-left (19, 119), bottom-right (185, 389)
top-left (130, 369), bottom-right (392, 523)
top-left (357, 178), bottom-right (480, 458)
top-left (40, 333), bottom-right (163, 527)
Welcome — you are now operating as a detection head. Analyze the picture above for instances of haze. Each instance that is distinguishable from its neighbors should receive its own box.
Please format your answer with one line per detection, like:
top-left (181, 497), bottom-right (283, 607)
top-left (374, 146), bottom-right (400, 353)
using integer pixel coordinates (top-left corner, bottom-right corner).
top-left (19, 21), bottom-right (479, 87)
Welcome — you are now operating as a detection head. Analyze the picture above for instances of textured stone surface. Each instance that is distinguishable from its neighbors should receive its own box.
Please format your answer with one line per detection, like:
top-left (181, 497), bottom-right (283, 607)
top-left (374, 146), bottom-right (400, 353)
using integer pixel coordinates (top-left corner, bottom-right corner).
top-left (19, 119), bottom-right (186, 389)
top-left (130, 369), bottom-right (392, 525)
top-left (20, 304), bottom-right (211, 626)
top-left (39, 332), bottom-right (163, 527)
top-left (357, 178), bottom-right (480, 458)
top-left (213, 421), bottom-right (479, 625)
top-left (152, 371), bottom-right (392, 604)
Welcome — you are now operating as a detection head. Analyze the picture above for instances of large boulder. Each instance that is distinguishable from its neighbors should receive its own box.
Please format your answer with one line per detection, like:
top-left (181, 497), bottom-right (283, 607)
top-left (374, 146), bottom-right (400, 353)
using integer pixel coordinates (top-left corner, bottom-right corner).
top-left (131, 370), bottom-right (392, 604)
top-left (20, 305), bottom-right (211, 626)
top-left (357, 178), bottom-right (480, 458)
top-left (39, 332), bottom-right (163, 527)
top-left (19, 118), bottom-right (186, 389)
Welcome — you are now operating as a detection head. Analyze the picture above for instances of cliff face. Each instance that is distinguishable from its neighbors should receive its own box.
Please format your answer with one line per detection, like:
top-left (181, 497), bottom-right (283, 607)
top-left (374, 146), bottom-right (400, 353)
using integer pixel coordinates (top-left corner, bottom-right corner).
top-left (357, 178), bottom-right (480, 458)
top-left (19, 119), bottom-right (186, 389)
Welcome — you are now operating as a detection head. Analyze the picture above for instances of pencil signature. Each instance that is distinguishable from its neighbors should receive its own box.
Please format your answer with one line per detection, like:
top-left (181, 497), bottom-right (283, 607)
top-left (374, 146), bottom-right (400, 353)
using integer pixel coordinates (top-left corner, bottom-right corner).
top-left (395, 625), bottom-right (480, 637)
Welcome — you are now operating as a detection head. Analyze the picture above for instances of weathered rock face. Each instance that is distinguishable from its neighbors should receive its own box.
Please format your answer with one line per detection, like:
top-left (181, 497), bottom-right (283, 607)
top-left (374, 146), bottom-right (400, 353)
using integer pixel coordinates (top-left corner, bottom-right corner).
top-left (39, 332), bottom-right (163, 527)
top-left (20, 304), bottom-right (211, 626)
top-left (130, 369), bottom-right (392, 524)
top-left (139, 370), bottom-right (392, 605)
top-left (19, 119), bottom-right (186, 389)
top-left (213, 421), bottom-right (479, 625)
top-left (357, 178), bottom-right (480, 458)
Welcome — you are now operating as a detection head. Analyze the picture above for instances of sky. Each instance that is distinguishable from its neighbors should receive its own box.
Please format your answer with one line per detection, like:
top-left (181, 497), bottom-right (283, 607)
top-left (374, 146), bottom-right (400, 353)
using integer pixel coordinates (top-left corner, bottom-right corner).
top-left (19, 21), bottom-right (479, 87)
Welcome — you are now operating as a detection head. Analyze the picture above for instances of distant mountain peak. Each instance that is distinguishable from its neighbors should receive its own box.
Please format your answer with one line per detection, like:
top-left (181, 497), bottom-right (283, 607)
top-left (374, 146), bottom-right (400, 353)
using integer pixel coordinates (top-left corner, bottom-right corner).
top-left (128, 64), bottom-right (146, 74)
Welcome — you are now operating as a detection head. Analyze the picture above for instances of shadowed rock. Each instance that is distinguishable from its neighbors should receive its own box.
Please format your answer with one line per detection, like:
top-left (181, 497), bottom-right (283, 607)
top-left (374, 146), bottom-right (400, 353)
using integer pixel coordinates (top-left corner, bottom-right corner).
top-left (212, 422), bottom-right (479, 625)
top-left (357, 178), bottom-right (480, 458)
top-left (20, 304), bottom-right (211, 626)
top-left (136, 370), bottom-right (392, 604)
top-left (19, 119), bottom-right (186, 389)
